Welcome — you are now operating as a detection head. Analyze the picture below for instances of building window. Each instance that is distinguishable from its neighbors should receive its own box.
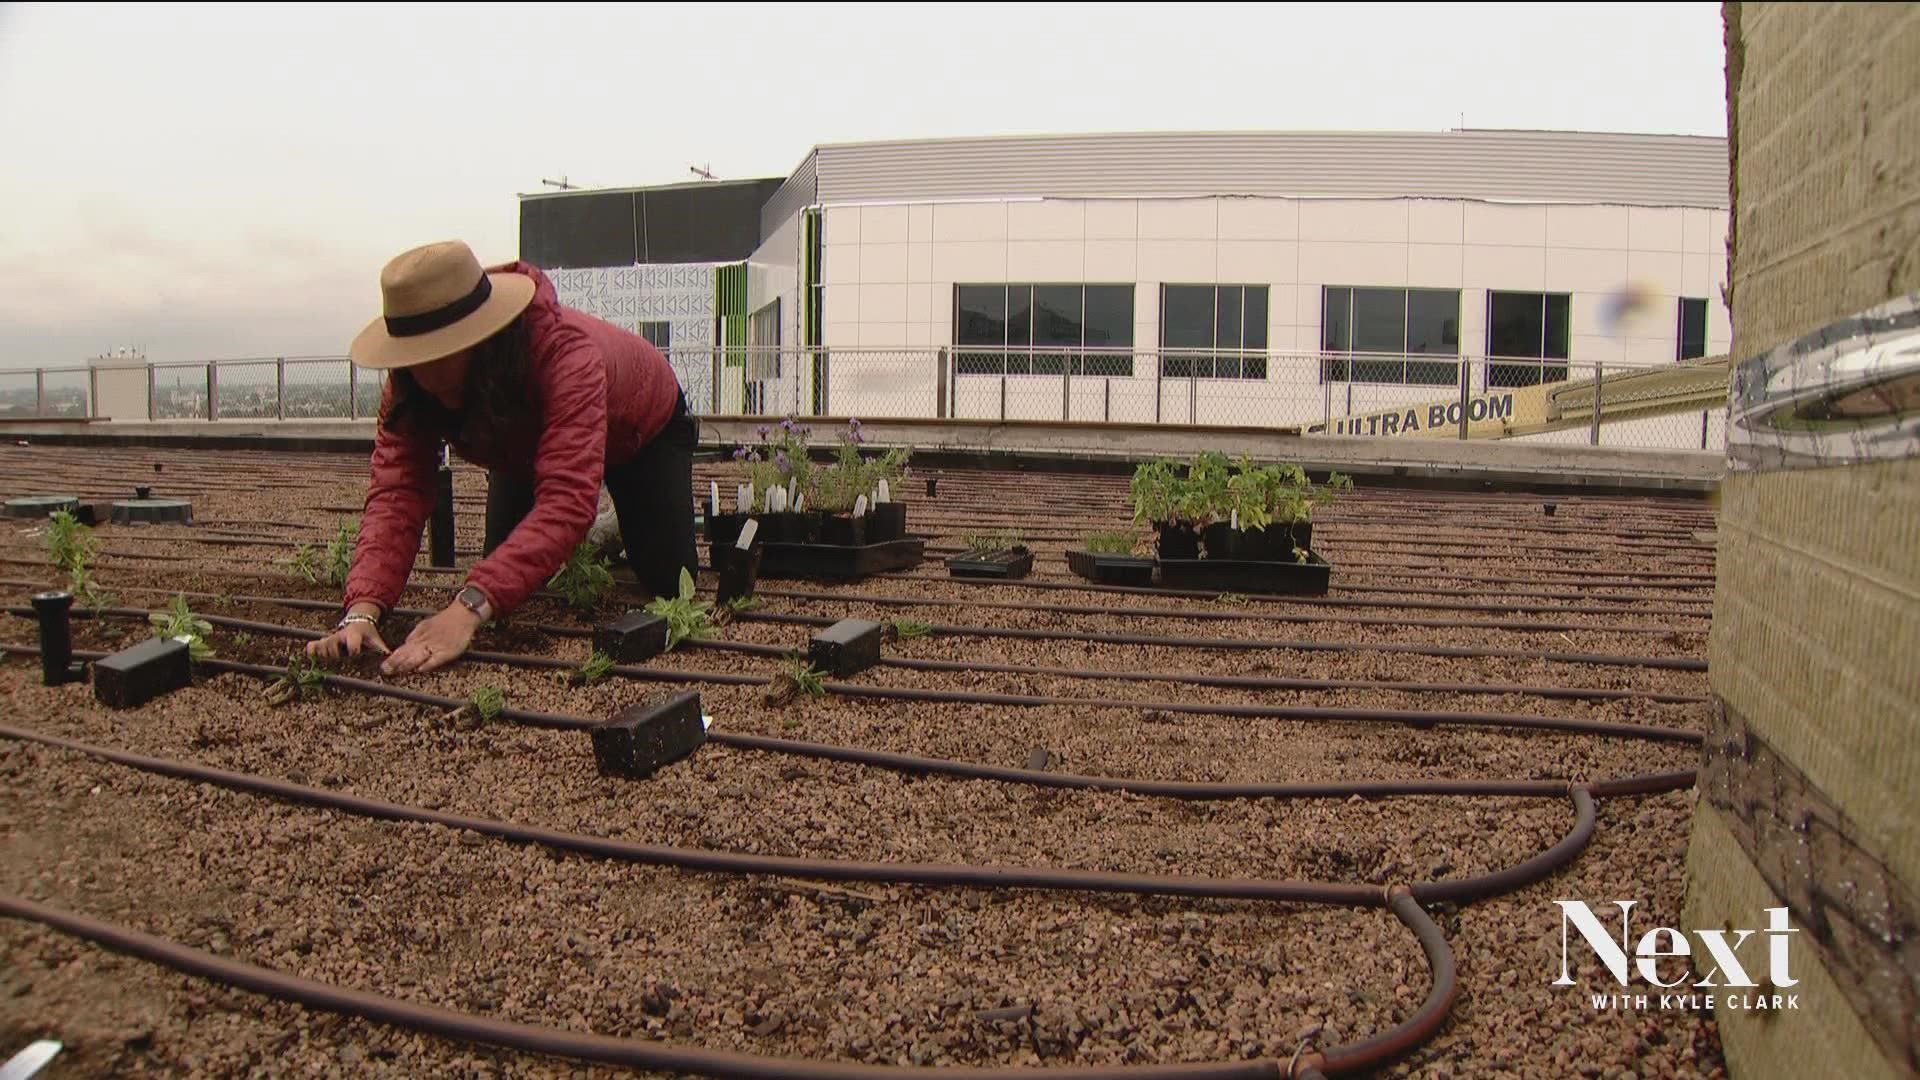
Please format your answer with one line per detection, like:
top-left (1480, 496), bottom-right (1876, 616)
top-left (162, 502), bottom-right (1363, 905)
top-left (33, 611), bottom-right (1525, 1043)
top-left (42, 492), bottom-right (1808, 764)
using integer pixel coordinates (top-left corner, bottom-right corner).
top-left (1160, 285), bottom-right (1268, 379)
top-left (748, 299), bottom-right (781, 379)
top-left (1319, 287), bottom-right (1459, 385)
top-left (955, 285), bottom-right (1134, 376)
top-left (1486, 291), bottom-right (1571, 387)
top-left (639, 322), bottom-right (672, 351)
top-left (1677, 297), bottom-right (1708, 361)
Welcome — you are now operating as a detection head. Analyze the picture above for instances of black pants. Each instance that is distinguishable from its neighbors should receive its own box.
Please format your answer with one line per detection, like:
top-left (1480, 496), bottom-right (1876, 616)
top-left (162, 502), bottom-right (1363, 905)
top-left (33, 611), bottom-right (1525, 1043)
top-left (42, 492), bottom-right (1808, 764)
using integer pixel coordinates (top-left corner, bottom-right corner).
top-left (484, 394), bottom-right (699, 599)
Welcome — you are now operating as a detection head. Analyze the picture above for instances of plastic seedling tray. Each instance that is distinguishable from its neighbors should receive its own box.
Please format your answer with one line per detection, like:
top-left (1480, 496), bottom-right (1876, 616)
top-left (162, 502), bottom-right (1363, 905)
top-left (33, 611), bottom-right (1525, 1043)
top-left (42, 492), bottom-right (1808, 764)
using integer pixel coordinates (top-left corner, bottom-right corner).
top-left (1156, 550), bottom-right (1334, 595)
top-left (1066, 549), bottom-right (1156, 586)
top-left (946, 546), bottom-right (1034, 580)
top-left (753, 537), bottom-right (925, 580)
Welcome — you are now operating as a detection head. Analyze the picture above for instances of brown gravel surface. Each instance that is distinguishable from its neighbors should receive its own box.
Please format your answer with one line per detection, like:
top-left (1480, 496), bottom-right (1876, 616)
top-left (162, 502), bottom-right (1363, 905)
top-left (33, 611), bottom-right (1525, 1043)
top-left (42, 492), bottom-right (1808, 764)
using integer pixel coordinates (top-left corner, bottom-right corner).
top-left (2, 446), bottom-right (1725, 1078)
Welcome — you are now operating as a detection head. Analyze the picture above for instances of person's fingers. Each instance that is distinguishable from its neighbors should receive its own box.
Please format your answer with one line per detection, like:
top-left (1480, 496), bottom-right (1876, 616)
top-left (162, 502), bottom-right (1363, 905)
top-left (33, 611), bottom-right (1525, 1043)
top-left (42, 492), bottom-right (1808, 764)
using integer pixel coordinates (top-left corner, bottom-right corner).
top-left (382, 642), bottom-right (425, 676)
top-left (416, 646), bottom-right (455, 674)
top-left (365, 630), bottom-right (391, 656)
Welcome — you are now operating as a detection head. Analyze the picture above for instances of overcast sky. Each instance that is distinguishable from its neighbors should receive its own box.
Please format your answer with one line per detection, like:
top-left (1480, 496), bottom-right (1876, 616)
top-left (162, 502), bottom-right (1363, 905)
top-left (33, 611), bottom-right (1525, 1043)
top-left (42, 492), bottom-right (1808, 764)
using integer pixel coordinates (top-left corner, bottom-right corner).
top-left (0, 2), bottom-right (1728, 369)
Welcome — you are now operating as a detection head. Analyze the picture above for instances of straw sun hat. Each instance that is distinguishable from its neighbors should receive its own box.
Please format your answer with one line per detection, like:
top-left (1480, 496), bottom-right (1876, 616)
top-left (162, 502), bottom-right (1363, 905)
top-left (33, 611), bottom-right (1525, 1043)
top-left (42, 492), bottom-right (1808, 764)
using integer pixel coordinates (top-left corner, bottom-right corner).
top-left (349, 241), bottom-right (535, 370)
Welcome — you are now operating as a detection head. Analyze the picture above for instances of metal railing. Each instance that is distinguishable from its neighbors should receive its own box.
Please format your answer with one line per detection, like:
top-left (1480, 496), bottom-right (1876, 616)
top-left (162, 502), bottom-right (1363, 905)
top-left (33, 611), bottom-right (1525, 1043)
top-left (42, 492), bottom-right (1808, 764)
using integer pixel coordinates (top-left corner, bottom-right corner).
top-left (1, 349), bottom-right (1727, 451)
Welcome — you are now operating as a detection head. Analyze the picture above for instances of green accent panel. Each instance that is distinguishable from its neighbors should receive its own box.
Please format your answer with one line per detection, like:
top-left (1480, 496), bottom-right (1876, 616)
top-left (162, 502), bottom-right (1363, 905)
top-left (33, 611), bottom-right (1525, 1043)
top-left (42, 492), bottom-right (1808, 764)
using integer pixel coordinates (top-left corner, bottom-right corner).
top-left (714, 263), bottom-right (749, 368)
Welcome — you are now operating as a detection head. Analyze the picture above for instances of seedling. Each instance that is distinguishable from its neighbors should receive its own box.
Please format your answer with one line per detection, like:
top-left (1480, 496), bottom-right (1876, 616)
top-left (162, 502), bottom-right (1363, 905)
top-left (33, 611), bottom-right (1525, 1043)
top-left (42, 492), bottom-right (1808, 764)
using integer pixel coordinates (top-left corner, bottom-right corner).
top-left (45, 510), bottom-right (109, 609)
top-left (548, 541), bottom-right (615, 613)
top-left (962, 528), bottom-right (1024, 556)
top-left (711, 593), bottom-right (759, 628)
top-left (326, 522), bottom-right (358, 586)
top-left (443, 686), bottom-right (507, 727)
top-left (889, 619), bottom-right (934, 640)
top-left (764, 655), bottom-right (828, 706)
top-left (289, 542), bottom-right (323, 585)
top-left (264, 652), bottom-right (327, 706)
top-left (1217, 592), bottom-right (1250, 607)
top-left (1084, 530), bottom-right (1142, 555)
top-left (569, 649), bottom-right (616, 687)
top-left (642, 568), bottom-right (715, 652)
top-left (148, 594), bottom-right (213, 661)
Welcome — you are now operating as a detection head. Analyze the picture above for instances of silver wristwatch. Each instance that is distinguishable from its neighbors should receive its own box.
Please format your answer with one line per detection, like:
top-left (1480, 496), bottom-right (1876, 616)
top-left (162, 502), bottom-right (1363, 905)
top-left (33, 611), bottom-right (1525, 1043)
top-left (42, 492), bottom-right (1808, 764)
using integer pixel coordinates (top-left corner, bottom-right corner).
top-left (454, 585), bottom-right (493, 621)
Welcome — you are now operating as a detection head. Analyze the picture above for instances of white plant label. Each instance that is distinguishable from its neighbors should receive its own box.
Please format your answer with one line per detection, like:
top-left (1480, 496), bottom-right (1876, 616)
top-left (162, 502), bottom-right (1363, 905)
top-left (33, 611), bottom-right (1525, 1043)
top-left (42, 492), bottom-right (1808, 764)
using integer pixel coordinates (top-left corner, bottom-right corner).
top-left (735, 518), bottom-right (760, 550)
top-left (1231, 510), bottom-right (1239, 530)
top-left (709, 481), bottom-right (721, 513)
top-left (739, 484), bottom-right (752, 513)
top-left (853, 495), bottom-right (869, 518)
top-left (877, 480), bottom-right (892, 504)
top-left (794, 493), bottom-right (806, 513)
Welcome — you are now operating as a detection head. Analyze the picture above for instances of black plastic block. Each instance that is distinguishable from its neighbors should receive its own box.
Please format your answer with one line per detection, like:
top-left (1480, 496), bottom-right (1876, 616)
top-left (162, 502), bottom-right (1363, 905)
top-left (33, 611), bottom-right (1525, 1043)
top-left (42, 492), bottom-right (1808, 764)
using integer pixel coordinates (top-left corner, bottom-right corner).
top-left (593, 611), bottom-right (669, 664)
top-left (94, 637), bottom-right (192, 710)
top-left (591, 691), bottom-right (706, 779)
top-left (74, 501), bottom-right (116, 527)
top-left (112, 498), bottom-right (194, 525)
top-left (3, 496), bottom-right (78, 520)
top-left (807, 618), bottom-right (883, 678)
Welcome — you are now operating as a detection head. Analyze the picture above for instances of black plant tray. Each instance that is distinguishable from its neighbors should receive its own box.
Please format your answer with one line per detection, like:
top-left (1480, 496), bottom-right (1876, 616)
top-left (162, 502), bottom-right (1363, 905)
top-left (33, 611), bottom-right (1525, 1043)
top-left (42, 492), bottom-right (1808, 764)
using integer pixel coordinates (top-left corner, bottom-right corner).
top-left (946, 547), bottom-right (1034, 580)
top-left (1066, 549), bottom-right (1156, 586)
top-left (1156, 551), bottom-right (1333, 595)
top-left (720, 537), bottom-right (925, 580)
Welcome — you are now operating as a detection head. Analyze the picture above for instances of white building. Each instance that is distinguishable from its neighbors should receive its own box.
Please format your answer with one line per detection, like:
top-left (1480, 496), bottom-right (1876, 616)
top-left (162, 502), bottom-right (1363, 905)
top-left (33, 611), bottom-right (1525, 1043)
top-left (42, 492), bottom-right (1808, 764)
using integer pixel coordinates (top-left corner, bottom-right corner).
top-left (527, 130), bottom-right (1731, 446)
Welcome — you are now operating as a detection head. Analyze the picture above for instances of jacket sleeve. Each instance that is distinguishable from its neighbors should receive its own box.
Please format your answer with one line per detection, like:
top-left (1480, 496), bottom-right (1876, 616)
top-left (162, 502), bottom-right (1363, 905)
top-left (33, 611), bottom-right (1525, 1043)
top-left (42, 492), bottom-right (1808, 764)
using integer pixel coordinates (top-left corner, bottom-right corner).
top-left (463, 333), bottom-right (608, 617)
top-left (342, 381), bottom-right (439, 615)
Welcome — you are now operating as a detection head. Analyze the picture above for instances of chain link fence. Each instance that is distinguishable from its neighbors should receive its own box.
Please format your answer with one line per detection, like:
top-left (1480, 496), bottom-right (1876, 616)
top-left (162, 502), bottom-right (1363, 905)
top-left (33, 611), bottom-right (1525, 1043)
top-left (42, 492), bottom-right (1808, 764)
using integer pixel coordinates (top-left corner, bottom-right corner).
top-left (5, 349), bottom-right (1725, 451)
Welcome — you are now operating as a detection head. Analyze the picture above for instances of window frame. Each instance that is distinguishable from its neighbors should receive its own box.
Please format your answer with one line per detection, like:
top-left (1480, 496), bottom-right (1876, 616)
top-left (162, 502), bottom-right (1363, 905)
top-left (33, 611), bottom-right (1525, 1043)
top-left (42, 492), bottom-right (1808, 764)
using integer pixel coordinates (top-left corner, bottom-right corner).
top-left (954, 284), bottom-right (1136, 377)
top-left (1318, 286), bottom-right (1461, 386)
top-left (1158, 284), bottom-right (1269, 380)
top-left (1485, 290), bottom-right (1572, 388)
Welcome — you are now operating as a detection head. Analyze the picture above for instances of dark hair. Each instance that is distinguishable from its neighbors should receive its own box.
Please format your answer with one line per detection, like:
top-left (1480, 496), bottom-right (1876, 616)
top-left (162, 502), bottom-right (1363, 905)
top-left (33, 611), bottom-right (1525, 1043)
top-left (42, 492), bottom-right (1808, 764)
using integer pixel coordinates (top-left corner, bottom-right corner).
top-left (383, 316), bottom-right (535, 458)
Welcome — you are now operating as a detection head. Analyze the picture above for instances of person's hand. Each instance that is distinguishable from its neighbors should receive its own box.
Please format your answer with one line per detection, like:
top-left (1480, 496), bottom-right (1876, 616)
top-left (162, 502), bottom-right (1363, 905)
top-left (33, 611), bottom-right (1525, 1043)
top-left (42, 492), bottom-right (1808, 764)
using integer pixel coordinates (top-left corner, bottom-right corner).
top-left (306, 608), bottom-right (389, 662)
top-left (381, 603), bottom-right (482, 676)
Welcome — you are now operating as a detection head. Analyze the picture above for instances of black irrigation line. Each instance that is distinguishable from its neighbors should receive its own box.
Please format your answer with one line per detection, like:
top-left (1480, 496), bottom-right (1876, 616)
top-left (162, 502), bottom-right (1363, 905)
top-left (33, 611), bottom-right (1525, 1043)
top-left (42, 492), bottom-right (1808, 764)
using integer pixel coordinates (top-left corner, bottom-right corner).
top-left (0, 577), bottom-right (1708, 706)
top-left (748, 585), bottom-right (1696, 636)
top-left (729, 611), bottom-right (1712, 674)
top-left (5, 610), bottom-right (1707, 745)
top-left (867, 572), bottom-right (1717, 609)
top-left (855, 575), bottom-right (1714, 619)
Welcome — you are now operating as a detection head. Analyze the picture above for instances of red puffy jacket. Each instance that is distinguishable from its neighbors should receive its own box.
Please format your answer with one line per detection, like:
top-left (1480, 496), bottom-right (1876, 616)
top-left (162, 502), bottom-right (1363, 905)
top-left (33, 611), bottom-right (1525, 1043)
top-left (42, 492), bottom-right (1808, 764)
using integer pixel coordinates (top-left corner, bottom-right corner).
top-left (342, 261), bottom-right (681, 619)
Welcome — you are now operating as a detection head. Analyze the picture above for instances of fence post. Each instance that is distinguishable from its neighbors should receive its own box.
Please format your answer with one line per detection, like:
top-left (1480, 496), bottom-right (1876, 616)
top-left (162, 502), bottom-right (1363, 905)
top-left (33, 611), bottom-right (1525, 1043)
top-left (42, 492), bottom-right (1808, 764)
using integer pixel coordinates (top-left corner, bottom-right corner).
top-left (1590, 362), bottom-right (1604, 446)
top-left (275, 358), bottom-right (286, 420)
top-left (147, 365), bottom-right (157, 421)
top-left (207, 363), bottom-right (219, 421)
top-left (1154, 352), bottom-right (1162, 424)
top-left (348, 363), bottom-right (359, 420)
top-left (935, 348), bottom-right (948, 419)
top-left (88, 367), bottom-right (98, 419)
top-left (999, 374), bottom-right (1007, 422)
top-left (1458, 357), bottom-right (1471, 440)
top-left (1701, 409), bottom-right (1710, 450)
top-left (1322, 357), bottom-right (1333, 433)
top-left (34, 368), bottom-right (44, 417)
top-left (1061, 354), bottom-right (1072, 422)
top-left (1189, 368), bottom-right (1197, 426)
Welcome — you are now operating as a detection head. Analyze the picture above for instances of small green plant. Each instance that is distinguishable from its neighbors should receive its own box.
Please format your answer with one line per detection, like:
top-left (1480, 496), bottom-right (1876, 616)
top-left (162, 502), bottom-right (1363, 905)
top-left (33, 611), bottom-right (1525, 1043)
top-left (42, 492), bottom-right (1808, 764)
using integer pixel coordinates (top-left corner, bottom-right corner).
top-left (764, 655), bottom-right (828, 706)
top-left (962, 528), bottom-right (1024, 555)
top-left (289, 542), bottom-right (322, 585)
top-left (643, 568), bottom-right (715, 652)
top-left (1084, 530), bottom-right (1141, 555)
top-left (1217, 592), bottom-right (1250, 607)
top-left (712, 593), bottom-right (759, 628)
top-left (471, 687), bottom-right (506, 722)
top-left (890, 619), bottom-right (934, 640)
top-left (570, 649), bottom-right (615, 687)
top-left (264, 652), bottom-right (326, 706)
top-left (322, 518), bottom-right (360, 584)
top-left (547, 541), bottom-right (614, 613)
top-left (45, 510), bottom-right (108, 609)
top-left (149, 594), bottom-right (213, 661)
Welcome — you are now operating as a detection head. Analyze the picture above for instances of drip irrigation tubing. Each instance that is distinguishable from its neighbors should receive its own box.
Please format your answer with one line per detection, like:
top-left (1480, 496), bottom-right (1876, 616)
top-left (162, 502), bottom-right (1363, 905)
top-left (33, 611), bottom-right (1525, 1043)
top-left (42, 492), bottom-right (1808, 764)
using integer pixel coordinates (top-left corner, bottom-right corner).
top-left (3, 615), bottom-right (1708, 745)
top-left (2, 645), bottom-right (1701, 800)
top-left (729, 611), bottom-right (1712, 673)
top-left (867, 572), bottom-right (1716, 609)
top-left (0, 582), bottom-right (1708, 705)
top-left (745, 586), bottom-right (1698, 635)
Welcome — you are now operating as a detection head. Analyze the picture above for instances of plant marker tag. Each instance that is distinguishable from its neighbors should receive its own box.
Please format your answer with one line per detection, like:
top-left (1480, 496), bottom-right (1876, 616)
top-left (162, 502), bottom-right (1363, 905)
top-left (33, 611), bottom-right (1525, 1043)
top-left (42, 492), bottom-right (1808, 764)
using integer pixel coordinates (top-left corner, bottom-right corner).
top-left (877, 480), bottom-right (891, 504)
top-left (735, 519), bottom-right (760, 550)
top-left (701, 713), bottom-right (713, 731)
top-left (739, 484), bottom-right (752, 513)
top-left (794, 493), bottom-right (806, 513)
top-left (1231, 509), bottom-right (1239, 530)
top-left (710, 481), bottom-right (720, 513)
top-left (786, 478), bottom-right (798, 505)
top-left (764, 488), bottom-right (776, 514)
top-left (853, 495), bottom-right (869, 518)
